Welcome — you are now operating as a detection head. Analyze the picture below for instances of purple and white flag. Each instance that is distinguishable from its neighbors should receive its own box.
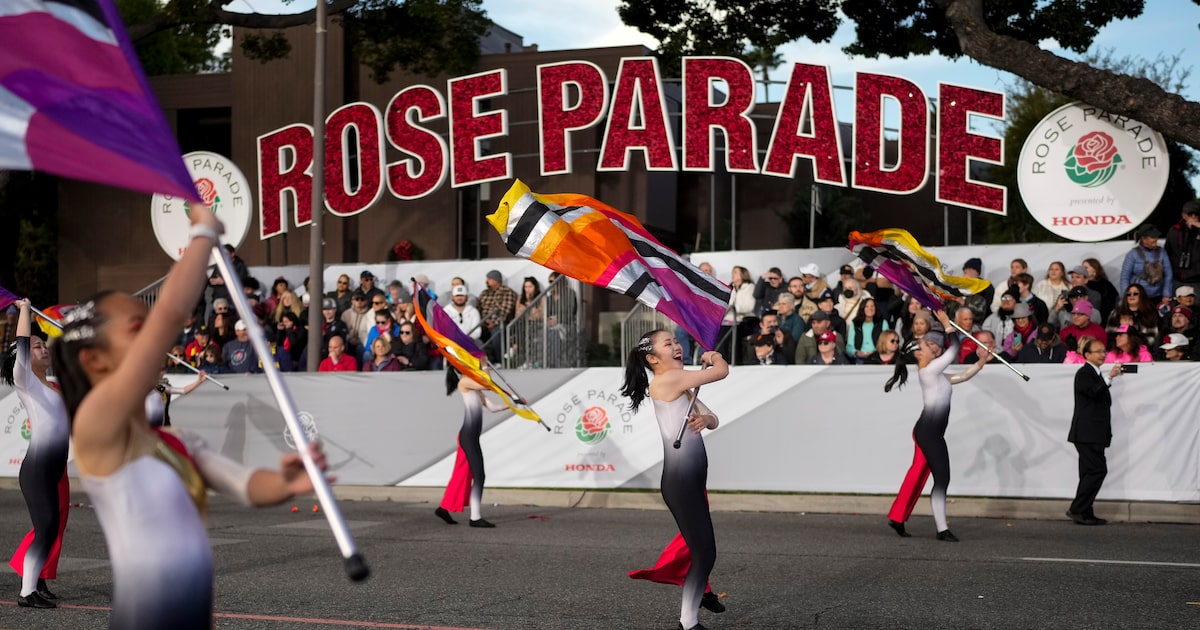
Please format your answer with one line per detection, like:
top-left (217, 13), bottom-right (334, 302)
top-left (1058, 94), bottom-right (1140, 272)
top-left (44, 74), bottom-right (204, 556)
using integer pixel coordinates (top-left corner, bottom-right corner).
top-left (0, 0), bottom-right (197, 199)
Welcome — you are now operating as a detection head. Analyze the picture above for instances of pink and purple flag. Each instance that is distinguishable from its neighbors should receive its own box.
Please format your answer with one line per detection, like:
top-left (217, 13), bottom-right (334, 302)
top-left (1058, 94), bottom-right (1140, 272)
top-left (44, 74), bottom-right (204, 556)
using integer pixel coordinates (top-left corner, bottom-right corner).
top-left (0, 0), bottom-right (198, 200)
top-left (0, 286), bottom-right (17, 312)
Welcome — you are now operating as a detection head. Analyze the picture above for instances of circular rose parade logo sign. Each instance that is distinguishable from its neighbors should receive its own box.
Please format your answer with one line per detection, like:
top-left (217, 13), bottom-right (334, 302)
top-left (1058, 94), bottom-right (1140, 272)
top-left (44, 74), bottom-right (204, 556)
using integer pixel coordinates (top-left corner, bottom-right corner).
top-left (575, 406), bottom-right (610, 445)
top-left (19, 417), bottom-right (31, 442)
top-left (1018, 102), bottom-right (1169, 242)
top-left (151, 151), bottom-right (253, 261)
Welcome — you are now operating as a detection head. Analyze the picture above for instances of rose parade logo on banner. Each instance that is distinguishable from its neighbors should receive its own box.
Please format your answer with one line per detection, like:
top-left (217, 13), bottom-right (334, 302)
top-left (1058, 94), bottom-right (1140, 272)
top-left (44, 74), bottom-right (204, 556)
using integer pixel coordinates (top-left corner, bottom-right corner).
top-left (2, 395), bottom-right (30, 472)
top-left (575, 406), bottom-right (611, 445)
top-left (151, 151), bottom-right (254, 260)
top-left (1018, 102), bottom-right (1169, 242)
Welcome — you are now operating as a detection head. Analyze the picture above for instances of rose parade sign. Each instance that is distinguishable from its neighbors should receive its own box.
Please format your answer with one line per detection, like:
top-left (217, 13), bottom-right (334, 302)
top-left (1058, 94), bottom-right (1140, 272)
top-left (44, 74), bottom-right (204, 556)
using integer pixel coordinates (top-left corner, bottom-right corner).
top-left (151, 151), bottom-right (254, 259)
top-left (255, 57), bottom-right (1008, 238)
top-left (1018, 102), bottom-right (1169, 242)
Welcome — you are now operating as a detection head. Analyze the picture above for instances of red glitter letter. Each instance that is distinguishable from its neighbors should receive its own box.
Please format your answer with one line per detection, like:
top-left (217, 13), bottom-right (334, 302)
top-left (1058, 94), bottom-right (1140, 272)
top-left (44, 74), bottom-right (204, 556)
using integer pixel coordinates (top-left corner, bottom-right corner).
top-left (853, 73), bottom-right (928, 194)
top-left (937, 83), bottom-right (1006, 215)
top-left (386, 85), bottom-right (448, 200)
top-left (448, 69), bottom-right (511, 187)
top-left (763, 63), bottom-right (846, 184)
top-left (682, 57), bottom-right (758, 173)
top-left (256, 124), bottom-right (313, 239)
top-left (538, 61), bottom-right (608, 176)
top-left (324, 103), bottom-right (385, 217)
top-left (598, 58), bottom-right (677, 171)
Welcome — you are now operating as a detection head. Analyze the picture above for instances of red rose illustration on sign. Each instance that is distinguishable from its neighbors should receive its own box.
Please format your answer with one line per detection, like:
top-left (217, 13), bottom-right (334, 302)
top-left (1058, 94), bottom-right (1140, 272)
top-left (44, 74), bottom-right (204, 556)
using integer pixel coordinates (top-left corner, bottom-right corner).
top-left (195, 178), bottom-right (218, 205)
top-left (1073, 132), bottom-right (1118, 173)
top-left (582, 406), bottom-right (608, 434)
top-left (575, 406), bottom-right (611, 444)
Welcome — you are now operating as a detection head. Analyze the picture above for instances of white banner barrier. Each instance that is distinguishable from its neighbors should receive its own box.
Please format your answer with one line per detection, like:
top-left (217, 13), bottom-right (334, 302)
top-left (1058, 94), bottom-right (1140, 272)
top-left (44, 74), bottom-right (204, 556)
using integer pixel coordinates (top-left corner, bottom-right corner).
top-left (2, 364), bottom-right (1195, 502)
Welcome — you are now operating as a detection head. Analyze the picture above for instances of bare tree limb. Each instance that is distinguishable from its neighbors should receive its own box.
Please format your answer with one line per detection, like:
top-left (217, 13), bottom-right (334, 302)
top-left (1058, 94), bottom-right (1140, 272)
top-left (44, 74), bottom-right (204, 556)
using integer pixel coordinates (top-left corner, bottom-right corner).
top-left (937, 0), bottom-right (1200, 150)
top-left (127, 0), bottom-right (359, 42)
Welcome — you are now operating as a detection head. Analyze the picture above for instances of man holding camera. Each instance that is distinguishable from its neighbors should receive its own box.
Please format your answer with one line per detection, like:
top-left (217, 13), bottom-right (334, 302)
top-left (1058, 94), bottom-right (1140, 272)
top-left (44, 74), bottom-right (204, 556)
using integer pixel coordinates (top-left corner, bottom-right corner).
top-left (1066, 337), bottom-right (1125, 526)
top-left (1166, 200), bottom-right (1200, 293)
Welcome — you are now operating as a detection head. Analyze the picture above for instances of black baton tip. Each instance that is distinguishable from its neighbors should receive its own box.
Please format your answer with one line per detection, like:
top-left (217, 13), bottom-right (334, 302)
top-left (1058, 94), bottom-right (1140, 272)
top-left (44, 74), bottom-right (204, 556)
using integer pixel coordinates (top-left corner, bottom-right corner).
top-left (345, 553), bottom-right (370, 582)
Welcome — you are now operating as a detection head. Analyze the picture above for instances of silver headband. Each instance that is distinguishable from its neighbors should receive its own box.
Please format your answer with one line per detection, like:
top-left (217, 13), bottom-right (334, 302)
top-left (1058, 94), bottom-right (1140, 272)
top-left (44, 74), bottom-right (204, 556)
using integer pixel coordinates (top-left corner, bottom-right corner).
top-left (60, 301), bottom-right (98, 343)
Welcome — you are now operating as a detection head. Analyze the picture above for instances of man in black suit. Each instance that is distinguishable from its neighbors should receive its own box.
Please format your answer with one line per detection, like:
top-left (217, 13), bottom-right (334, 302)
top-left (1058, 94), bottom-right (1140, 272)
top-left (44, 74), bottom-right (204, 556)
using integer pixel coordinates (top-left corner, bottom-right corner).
top-left (1067, 337), bottom-right (1124, 525)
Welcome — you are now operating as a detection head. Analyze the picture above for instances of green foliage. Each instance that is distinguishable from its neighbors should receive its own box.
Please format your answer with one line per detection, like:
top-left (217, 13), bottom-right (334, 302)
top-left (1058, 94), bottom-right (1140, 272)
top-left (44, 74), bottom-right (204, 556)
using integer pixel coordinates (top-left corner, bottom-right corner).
top-left (120, 1), bottom-right (488, 82)
top-left (240, 31), bottom-right (293, 64)
top-left (342, 0), bottom-right (491, 82)
top-left (618, 0), bottom-right (839, 73)
top-left (778, 186), bottom-right (866, 248)
top-left (15, 219), bottom-right (57, 308)
top-left (0, 173), bottom-right (58, 305)
top-left (118, 0), bottom-right (226, 74)
top-left (839, 0), bottom-right (1146, 59)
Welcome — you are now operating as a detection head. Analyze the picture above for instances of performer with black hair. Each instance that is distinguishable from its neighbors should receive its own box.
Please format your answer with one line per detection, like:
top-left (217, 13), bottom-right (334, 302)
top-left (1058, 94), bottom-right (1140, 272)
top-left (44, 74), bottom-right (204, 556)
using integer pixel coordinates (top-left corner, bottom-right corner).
top-left (621, 329), bottom-right (728, 630)
top-left (434, 365), bottom-right (517, 528)
top-left (2, 299), bottom-right (69, 608)
top-left (146, 369), bottom-right (207, 427)
top-left (885, 309), bottom-right (989, 542)
top-left (48, 203), bottom-right (328, 629)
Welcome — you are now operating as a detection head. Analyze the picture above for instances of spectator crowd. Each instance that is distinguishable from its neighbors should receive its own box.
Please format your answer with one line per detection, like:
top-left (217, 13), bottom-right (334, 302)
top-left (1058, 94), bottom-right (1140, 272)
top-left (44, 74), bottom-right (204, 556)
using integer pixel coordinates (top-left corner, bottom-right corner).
top-left (5, 201), bottom-right (1196, 376)
top-left (714, 202), bottom-right (1200, 368)
top-left (157, 247), bottom-right (549, 375)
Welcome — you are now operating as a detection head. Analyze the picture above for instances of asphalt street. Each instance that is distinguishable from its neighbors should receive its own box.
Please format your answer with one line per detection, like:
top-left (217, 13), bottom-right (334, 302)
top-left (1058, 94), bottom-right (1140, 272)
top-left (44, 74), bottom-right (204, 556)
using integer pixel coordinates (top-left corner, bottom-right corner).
top-left (0, 489), bottom-right (1196, 629)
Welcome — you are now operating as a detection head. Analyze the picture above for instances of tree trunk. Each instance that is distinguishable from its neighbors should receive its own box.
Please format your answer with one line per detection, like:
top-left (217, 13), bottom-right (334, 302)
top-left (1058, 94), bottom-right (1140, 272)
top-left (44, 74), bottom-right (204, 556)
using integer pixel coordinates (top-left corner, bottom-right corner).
top-left (938, 0), bottom-right (1200, 151)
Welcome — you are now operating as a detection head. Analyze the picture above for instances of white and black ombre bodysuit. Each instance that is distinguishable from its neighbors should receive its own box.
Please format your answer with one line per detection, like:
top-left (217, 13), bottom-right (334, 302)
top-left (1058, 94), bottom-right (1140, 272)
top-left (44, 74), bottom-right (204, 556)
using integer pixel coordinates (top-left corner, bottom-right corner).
top-left (82, 428), bottom-right (254, 629)
top-left (11, 337), bottom-right (70, 597)
top-left (888, 338), bottom-right (961, 532)
top-left (440, 391), bottom-right (486, 515)
top-left (652, 394), bottom-right (715, 630)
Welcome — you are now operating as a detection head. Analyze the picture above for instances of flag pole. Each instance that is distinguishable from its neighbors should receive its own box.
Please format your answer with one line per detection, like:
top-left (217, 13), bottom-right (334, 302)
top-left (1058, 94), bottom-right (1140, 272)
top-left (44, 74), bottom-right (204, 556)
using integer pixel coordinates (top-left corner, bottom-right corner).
top-left (211, 244), bottom-right (370, 582)
top-left (165, 352), bottom-right (231, 391)
top-left (944, 318), bottom-right (1030, 382)
top-left (673, 365), bottom-right (710, 449)
top-left (485, 366), bottom-right (550, 432)
top-left (32, 306), bottom-right (231, 391)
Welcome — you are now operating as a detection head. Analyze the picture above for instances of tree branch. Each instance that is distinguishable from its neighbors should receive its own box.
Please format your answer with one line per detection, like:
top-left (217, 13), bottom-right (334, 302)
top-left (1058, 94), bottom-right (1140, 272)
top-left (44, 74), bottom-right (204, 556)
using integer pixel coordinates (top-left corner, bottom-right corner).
top-left (937, 0), bottom-right (1200, 151)
top-left (127, 0), bottom-right (360, 42)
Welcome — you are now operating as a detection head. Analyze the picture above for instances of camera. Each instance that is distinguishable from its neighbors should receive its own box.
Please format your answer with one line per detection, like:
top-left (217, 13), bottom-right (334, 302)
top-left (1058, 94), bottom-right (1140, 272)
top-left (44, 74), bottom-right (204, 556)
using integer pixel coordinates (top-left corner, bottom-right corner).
top-left (1120, 364), bottom-right (1139, 373)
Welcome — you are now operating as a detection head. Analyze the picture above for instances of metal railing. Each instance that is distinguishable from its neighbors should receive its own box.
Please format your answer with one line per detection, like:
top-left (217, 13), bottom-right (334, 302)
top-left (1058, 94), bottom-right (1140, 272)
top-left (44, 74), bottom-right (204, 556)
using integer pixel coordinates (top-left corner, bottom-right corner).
top-left (502, 275), bottom-right (585, 369)
top-left (133, 274), bottom-right (168, 307)
top-left (619, 302), bottom-right (676, 366)
top-left (619, 303), bottom-right (741, 367)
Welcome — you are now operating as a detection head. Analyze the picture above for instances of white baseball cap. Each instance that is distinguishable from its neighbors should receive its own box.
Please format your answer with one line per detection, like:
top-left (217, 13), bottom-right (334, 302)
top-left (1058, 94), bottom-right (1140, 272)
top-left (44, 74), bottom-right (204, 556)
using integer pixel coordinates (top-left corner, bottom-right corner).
top-left (799, 263), bottom-right (820, 277)
top-left (1161, 333), bottom-right (1189, 350)
top-left (234, 320), bottom-right (247, 331)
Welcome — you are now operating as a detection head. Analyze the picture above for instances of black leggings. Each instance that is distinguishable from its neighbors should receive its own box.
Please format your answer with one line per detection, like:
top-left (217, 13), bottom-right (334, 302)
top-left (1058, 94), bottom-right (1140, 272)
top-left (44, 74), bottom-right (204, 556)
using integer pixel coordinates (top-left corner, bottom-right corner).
top-left (18, 445), bottom-right (67, 594)
top-left (661, 440), bottom-right (715, 628)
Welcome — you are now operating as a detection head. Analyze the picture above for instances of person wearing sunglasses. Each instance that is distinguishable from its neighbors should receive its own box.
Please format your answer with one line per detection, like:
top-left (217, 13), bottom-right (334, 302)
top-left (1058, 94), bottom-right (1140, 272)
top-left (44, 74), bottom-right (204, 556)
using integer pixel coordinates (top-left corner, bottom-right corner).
top-left (339, 290), bottom-right (373, 353)
top-left (363, 310), bottom-right (400, 364)
top-left (443, 285), bottom-right (482, 343)
top-left (752, 266), bottom-right (787, 316)
top-left (391, 324), bottom-right (430, 371)
top-left (1120, 223), bottom-right (1173, 301)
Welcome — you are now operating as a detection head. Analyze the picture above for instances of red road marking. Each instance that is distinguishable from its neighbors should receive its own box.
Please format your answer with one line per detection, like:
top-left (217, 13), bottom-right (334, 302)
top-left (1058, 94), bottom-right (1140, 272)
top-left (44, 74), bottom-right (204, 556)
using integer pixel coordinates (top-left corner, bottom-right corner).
top-left (0, 602), bottom-right (488, 629)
